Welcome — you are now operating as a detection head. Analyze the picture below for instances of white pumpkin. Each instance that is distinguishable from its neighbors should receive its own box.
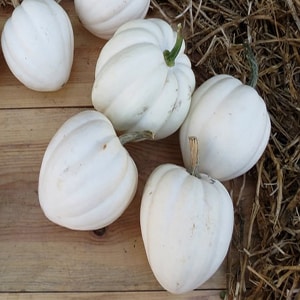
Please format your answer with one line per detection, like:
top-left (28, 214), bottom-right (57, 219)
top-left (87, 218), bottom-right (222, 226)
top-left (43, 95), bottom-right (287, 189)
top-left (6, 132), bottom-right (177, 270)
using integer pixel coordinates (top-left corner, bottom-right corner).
top-left (92, 18), bottom-right (196, 140)
top-left (74, 0), bottom-right (150, 40)
top-left (180, 74), bottom-right (271, 181)
top-left (140, 163), bottom-right (234, 294)
top-left (38, 110), bottom-right (138, 230)
top-left (1, 0), bottom-right (74, 91)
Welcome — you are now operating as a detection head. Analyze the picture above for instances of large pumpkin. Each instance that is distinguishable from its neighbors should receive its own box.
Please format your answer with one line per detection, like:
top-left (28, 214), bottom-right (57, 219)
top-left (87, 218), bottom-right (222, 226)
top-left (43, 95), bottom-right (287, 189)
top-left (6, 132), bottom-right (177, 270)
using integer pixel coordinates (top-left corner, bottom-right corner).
top-left (74, 0), bottom-right (150, 39)
top-left (38, 110), bottom-right (138, 230)
top-left (92, 18), bottom-right (196, 140)
top-left (140, 163), bottom-right (234, 294)
top-left (1, 0), bottom-right (74, 91)
top-left (180, 74), bottom-right (271, 181)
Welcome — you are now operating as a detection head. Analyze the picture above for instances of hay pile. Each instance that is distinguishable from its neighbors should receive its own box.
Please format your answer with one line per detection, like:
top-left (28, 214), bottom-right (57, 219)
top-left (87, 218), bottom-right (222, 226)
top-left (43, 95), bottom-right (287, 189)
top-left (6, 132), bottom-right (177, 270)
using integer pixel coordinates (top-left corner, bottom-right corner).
top-left (1, 0), bottom-right (299, 298)
top-left (0, 0), bottom-right (20, 6)
top-left (150, 0), bottom-right (300, 299)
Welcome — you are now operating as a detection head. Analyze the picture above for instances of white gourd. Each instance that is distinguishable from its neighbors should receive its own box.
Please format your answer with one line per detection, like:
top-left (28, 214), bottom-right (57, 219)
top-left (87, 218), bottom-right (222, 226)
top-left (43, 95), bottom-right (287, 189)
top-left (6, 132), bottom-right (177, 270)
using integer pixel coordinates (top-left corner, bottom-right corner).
top-left (74, 0), bottom-right (150, 39)
top-left (92, 18), bottom-right (196, 140)
top-left (1, 0), bottom-right (74, 91)
top-left (140, 163), bottom-right (234, 294)
top-left (38, 110), bottom-right (138, 230)
top-left (180, 74), bottom-right (271, 181)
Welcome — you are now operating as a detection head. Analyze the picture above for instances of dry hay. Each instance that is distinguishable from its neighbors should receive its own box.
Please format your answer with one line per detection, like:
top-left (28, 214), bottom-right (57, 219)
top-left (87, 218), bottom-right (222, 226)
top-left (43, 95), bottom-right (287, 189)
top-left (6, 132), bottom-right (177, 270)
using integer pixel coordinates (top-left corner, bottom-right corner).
top-left (150, 0), bottom-right (300, 299)
top-left (1, 0), bottom-right (299, 299)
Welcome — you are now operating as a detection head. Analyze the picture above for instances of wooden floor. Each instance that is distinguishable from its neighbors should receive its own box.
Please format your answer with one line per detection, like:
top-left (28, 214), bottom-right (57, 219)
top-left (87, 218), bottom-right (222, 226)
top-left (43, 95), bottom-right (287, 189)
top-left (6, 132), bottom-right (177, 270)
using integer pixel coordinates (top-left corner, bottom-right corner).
top-left (0, 2), bottom-right (253, 299)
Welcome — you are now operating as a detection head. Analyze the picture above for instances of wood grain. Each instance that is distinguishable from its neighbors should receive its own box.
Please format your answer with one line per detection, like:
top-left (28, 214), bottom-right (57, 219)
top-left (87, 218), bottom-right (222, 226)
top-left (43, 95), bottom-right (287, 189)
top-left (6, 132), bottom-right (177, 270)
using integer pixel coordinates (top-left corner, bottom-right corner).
top-left (0, 1), bottom-right (253, 299)
top-left (0, 291), bottom-right (223, 300)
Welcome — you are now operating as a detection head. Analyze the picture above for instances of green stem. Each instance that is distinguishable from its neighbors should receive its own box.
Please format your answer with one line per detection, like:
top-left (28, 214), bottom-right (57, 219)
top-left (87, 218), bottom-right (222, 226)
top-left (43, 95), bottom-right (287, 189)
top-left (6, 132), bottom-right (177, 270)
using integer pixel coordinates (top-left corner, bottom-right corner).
top-left (163, 24), bottom-right (183, 67)
top-left (244, 40), bottom-right (258, 88)
top-left (119, 130), bottom-right (154, 145)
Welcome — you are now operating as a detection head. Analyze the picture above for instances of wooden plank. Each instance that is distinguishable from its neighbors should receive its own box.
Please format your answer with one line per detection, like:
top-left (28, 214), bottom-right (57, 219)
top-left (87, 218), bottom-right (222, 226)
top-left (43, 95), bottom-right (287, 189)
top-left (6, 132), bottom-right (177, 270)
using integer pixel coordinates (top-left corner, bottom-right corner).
top-left (0, 108), bottom-right (227, 292)
top-left (0, 291), bottom-right (224, 300)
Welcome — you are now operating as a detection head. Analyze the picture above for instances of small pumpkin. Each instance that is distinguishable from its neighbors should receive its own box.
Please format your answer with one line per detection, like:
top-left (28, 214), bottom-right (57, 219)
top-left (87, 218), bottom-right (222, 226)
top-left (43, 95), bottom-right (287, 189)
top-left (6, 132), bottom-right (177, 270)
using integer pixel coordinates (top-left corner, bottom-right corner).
top-left (74, 0), bottom-right (150, 40)
top-left (1, 0), bottom-right (74, 91)
top-left (140, 163), bottom-right (234, 294)
top-left (179, 74), bottom-right (271, 181)
top-left (92, 18), bottom-right (196, 140)
top-left (38, 110), bottom-right (141, 230)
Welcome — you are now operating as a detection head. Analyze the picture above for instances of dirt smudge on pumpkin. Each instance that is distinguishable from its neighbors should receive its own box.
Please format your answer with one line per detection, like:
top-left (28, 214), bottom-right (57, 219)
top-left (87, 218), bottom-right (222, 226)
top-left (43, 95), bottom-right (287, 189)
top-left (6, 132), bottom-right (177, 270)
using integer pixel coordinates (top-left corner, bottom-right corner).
top-left (137, 106), bottom-right (149, 116)
top-left (190, 223), bottom-right (196, 238)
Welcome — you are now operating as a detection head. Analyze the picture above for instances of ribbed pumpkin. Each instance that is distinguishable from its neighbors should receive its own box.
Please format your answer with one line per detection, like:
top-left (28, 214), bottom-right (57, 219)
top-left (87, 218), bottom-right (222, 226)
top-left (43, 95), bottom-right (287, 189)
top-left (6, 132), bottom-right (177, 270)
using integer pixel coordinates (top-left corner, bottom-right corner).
top-left (74, 0), bottom-right (150, 39)
top-left (180, 74), bottom-right (271, 181)
top-left (92, 18), bottom-right (195, 140)
top-left (140, 163), bottom-right (234, 294)
top-left (38, 110), bottom-right (138, 230)
top-left (1, 0), bottom-right (74, 91)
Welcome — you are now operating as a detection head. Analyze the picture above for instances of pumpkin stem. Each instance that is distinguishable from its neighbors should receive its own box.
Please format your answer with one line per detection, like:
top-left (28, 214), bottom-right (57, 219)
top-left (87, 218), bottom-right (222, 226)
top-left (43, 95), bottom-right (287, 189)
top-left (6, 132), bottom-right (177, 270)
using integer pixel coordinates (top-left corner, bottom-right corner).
top-left (119, 130), bottom-right (154, 145)
top-left (188, 136), bottom-right (200, 178)
top-left (93, 227), bottom-right (106, 237)
top-left (163, 24), bottom-right (183, 67)
top-left (244, 40), bottom-right (258, 88)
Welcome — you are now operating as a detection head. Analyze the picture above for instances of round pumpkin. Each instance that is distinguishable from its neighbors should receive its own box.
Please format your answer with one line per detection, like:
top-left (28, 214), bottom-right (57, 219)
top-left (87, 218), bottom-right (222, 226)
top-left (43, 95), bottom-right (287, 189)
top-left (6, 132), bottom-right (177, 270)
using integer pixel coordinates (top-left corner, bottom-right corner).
top-left (74, 0), bottom-right (150, 40)
top-left (92, 18), bottom-right (196, 140)
top-left (140, 163), bottom-right (234, 294)
top-left (179, 74), bottom-right (271, 181)
top-left (38, 110), bottom-right (138, 230)
top-left (1, 0), bottom-right (74, 91)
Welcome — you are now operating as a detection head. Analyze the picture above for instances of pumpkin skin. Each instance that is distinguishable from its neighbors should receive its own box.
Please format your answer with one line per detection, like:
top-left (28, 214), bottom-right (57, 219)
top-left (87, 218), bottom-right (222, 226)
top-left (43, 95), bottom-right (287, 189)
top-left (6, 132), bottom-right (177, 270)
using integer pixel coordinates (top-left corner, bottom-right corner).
top-left (92, 18), bottom-right (196, 140)
top-left (38, 110), bottom-right (138, 230)
top-left (140, 163), bottom-right (234, 294)
top-left (179, 74), bottom-right (271, 181)
top-left (74, 0), bottom-right (150, 40)
top-left (1, 0), bottom-right (74, 92)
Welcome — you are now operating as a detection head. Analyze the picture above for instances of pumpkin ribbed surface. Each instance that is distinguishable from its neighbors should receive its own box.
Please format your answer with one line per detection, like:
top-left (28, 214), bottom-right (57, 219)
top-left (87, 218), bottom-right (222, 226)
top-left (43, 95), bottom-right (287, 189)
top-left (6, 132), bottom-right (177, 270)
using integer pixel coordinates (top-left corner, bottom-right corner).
top-left (140, 164), bottom-right (234, 294)
top-left (180, 74), bottom-right (271, 181)
top-left (38, 110), bottom-right (138, 230)
top-left (92, 18), bottom-right (195, 140)
top-left (1, 0), bottom-right (74, 91)
top-left (74, 0), bottom-right (150, 39)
